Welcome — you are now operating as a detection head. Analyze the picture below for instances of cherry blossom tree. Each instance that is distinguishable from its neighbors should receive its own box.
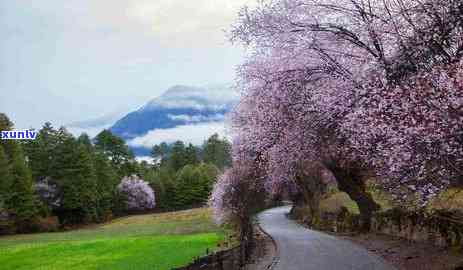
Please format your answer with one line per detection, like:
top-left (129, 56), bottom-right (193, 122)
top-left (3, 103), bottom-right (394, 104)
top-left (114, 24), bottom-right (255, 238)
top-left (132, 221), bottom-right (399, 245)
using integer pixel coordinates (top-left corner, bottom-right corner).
top-left (117, 175), bottom-right (156, 212)
top-left (223, 0), bottom-right (462, 230)
top-left (344, 60), bottom-right (463, 204)
top-left (210, 158), bottom-right (266, 263)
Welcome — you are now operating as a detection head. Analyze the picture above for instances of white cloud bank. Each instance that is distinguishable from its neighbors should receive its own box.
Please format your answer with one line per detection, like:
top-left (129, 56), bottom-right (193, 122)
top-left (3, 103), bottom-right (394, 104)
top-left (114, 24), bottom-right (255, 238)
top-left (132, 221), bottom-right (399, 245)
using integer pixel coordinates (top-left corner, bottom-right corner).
top-left (128, 122), bottom-right (230, 147)
top-left (167, 113), bottom-right (225, 123)
top-left (66, 125), bottom-right (110, 138)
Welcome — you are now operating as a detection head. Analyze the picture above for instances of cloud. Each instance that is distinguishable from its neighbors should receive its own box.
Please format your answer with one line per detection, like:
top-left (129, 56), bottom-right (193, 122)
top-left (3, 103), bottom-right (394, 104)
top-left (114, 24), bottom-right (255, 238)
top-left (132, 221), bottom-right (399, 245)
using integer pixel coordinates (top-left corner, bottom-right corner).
top-left (167, 114), bottom-right (225, 122)
top-left (0, 0), bottom-right (250, 129)
top-left (128, 122), bottom-right (229, 147)
top-left (66, 125), bottom-right (110, 138)
top-left (123, 0), bottom-right (256, 45)
top-left (135, 156), bottom-right (156, 164)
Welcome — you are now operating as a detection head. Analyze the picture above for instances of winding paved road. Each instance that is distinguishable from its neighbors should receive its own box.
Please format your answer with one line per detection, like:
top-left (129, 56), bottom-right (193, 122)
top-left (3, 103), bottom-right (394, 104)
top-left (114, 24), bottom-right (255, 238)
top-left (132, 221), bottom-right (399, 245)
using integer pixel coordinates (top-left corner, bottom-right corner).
top-left (258, 206), bottom-right (396, 270)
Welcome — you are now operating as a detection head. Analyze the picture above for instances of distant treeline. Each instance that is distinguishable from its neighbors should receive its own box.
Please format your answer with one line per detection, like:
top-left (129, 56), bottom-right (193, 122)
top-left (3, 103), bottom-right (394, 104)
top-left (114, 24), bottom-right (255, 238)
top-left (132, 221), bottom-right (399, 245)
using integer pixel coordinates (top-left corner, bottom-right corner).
top-left (0, 113), bottom-right (231, 234)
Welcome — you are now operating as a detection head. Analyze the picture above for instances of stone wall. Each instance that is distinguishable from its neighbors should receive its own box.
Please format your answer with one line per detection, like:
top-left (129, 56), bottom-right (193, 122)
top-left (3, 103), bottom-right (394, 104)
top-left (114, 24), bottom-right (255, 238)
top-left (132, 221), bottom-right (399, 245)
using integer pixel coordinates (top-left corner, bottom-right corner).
top-left (371, 209), bottom-right (463, 249)
top-left (293, 205), bottom-right (463, 251)
top-left (172, 246), bottom-right (243, 270)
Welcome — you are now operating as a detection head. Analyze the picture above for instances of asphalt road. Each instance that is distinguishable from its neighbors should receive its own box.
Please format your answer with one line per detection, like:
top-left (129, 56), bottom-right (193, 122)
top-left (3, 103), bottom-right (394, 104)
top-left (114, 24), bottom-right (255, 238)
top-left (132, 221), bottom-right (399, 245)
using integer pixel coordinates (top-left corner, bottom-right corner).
top-left (258, 206), bottom-right (396, 270)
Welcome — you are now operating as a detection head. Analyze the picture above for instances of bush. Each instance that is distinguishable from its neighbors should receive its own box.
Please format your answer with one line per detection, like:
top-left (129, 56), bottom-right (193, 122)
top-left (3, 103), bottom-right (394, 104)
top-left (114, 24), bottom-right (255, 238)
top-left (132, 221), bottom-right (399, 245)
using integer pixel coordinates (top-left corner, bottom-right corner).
top-left (0, 200), bottom-right (13, 235)
top-left (29, 216), bottom-right (60, 233)
top-left (117, 175), bottom-right (156, 212)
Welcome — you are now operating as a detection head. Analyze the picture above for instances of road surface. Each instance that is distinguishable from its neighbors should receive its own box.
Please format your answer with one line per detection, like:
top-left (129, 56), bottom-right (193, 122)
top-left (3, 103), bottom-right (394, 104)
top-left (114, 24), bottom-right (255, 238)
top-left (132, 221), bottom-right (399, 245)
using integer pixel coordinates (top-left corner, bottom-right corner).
top-left (258, 206), bottom-right (396, 270)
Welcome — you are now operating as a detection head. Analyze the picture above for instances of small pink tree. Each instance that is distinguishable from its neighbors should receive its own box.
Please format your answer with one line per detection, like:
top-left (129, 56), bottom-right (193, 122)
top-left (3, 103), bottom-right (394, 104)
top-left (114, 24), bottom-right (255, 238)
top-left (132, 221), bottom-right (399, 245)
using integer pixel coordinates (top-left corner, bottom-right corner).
top-left (35, 177), bottom-right (61, 210)
top-left (117, 175), bottom-right (155, 211)
top-left (210, 159), bottom-right (266, 263)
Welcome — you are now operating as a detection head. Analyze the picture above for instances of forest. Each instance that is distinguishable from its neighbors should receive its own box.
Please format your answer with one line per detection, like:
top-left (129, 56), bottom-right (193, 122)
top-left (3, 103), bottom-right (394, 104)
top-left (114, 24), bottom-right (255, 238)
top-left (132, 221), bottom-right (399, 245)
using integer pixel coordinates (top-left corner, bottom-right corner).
top-left (0, 113), bottom-right (231, 234)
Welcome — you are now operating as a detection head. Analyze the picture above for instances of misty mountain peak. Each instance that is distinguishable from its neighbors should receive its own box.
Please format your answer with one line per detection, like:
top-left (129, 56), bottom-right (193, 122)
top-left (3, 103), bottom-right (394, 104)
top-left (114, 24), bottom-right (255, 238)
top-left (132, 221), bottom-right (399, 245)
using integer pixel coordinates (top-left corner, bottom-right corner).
top-left (109, 84), bottom-right (237, 155)
top-left (143, 84), bottom-right (239, 111)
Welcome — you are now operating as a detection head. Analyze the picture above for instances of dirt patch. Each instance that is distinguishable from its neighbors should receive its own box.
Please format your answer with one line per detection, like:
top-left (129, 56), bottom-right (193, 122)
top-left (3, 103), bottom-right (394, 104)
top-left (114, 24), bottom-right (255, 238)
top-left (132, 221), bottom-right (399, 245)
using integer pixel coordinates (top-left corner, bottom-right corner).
top-left (339, 233), bottom-right (463, 270)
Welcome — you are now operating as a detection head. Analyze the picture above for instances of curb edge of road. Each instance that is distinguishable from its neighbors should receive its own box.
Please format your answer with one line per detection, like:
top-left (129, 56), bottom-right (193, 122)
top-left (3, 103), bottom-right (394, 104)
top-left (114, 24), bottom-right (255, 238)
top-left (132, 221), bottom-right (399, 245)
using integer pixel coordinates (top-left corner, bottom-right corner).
top-left (255, 221), bottom-right (280, 270)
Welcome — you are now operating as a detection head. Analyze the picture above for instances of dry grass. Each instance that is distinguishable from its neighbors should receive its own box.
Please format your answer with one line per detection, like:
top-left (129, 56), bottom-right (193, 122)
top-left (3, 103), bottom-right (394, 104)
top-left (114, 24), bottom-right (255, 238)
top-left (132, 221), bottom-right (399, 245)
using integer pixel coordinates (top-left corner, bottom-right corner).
top-left (428, 188), bottom-right (463, 211)
top-left (320, 192), bottom-right (360, 214)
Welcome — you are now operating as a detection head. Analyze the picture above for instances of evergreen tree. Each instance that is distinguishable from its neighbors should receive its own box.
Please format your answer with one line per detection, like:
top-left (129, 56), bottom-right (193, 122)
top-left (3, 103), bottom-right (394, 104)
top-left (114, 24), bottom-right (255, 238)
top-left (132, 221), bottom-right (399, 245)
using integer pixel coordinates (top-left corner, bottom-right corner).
top-left (0, 114), bottom-right (15, 156)
top-left (7, 144), bottom-right (38, 228)
top-left (0, 113), bottom-right (13, 132)
top-left (0, 114), bottom-right (38, 230)
top-left (22, 122), bottom-right (59, 181)
top-left (185, 143), bottom-right (199, 165)
top-left (151, 142), bottom-right (169, 165)
top-left (157, 167), bottom-right (176, 210)
top-left (174, 165), bottom-right (212, 208)
top-left (196, 163), bottom-right (219, 198)
top-left (141, 169), bottom-right (165, 209)
top-left (0, 145), bottom-right (11, 211)
top-left (53, 136), bottom-right (99, 224)
top-left (77, 133), bottom-right (93, 151)
top-left (174, 165), bottom-right (197, 207)
top-left (93, 152), bottom-right (118, 221)
top-left (94, 130), bottom-right (134, 174)
top-left (168, 141), bottom-right (187, 171)
top-left (202, 134), bottom-right (231, 170)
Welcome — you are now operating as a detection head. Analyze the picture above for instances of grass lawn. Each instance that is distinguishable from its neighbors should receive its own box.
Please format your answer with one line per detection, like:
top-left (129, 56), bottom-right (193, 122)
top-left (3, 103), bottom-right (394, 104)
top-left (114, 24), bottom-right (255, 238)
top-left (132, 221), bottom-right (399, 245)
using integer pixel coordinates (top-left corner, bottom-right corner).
top-left (0, 208), bottom-right (230, 270)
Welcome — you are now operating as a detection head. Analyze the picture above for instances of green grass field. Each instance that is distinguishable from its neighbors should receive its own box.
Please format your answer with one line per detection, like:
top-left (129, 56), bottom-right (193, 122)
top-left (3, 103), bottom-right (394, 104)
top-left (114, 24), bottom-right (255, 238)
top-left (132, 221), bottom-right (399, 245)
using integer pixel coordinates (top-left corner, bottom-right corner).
top-left (0, 208), bottom-right (230, 270)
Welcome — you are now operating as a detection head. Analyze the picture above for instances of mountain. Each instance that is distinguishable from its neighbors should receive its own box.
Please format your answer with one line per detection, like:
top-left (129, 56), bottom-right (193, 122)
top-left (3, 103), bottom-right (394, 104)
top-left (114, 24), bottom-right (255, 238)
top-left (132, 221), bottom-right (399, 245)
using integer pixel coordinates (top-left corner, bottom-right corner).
top-left (110, 84), bottom-right (239, 156)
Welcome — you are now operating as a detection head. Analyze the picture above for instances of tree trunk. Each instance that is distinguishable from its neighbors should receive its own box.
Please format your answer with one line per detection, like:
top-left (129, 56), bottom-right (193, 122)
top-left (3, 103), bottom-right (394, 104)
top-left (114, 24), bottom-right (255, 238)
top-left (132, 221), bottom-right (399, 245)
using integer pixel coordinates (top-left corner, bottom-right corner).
top-left (326, 163), bottom-right (379, 232)
top-left (307, 192), bottom-right (321, 226)
top-left (294, 163), bottom-right (324, 227)
top-left (239, 217), bottom-right (253, 267)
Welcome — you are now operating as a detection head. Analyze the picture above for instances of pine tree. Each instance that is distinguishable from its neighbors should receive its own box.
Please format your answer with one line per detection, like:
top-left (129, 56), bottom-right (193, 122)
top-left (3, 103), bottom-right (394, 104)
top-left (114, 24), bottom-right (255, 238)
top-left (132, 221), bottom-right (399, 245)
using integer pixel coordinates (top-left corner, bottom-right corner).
top-left (202, 134), bottom-right (231, 170)
top-left (54, 137), bottom-right (99, 224)
top-left (185, 143), bottom-right (199, 165)
top-left (93, 152), bottom-right (118, 221)
top-left (77, 133), bottom-right (93, 152)
top-left (7, 143), bottom-right (38, 230)
top-left (0, 114), bottom-right (38, 230)
top-left (157, 167), bottom-right (176, 210)
top-left (196, 163), bottom-right (219, 199)
top-left (169, 141), bottom-right (187, 171)
top-left (151, 142), bottom-right (169, 165)
top-left (95, 130), bottom-right (134, 176)
top-left (0, 145), bottom-right (11, 209)
top-left (174, 165), bottom-right (196, 207)
top-left (22, 122), bottom-right (60, 182)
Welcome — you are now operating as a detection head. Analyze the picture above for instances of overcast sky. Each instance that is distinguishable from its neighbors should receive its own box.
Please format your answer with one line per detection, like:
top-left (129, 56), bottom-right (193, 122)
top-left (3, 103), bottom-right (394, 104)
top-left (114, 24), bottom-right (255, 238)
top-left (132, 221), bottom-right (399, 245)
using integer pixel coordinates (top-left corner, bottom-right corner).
top-left (0, 0), bottom-right (253, 129)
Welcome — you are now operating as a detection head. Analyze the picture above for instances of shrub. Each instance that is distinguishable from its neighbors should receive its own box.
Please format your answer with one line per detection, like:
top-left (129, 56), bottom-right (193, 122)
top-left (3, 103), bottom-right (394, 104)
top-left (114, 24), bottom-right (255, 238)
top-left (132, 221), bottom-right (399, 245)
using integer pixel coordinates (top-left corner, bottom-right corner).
top-left (28, 216), bottom-right (60, 233)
